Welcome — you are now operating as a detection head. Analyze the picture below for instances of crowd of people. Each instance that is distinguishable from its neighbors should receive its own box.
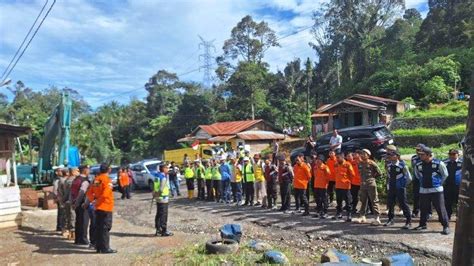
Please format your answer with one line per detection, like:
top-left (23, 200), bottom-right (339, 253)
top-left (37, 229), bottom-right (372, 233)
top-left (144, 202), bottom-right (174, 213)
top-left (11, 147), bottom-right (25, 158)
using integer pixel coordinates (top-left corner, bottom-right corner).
top-left (168, 142), bottom-right (462, 236)
top-left (53, 164), bottom-right (126, 254)
top-left (49, 135), bottom-right (463, 255)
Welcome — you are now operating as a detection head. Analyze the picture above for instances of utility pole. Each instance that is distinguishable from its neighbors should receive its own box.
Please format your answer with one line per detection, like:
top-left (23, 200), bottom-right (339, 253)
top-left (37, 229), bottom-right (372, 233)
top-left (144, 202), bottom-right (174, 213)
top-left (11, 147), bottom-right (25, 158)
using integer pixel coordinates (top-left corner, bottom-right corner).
top-left (452, 81), bottom-right (473, 266)
top-left (198, 35), bottom-right (216, 88)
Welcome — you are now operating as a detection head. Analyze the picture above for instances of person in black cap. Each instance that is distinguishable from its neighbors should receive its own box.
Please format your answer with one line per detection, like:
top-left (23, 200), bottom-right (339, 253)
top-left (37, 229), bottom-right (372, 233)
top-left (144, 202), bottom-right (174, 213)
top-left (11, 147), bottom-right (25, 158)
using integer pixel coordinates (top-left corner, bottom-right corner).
top-left (410, 143), bottom-right (425, 217)
top-left (443, 149), bottom-right (463, 220)
top-left (413, 146), bottom-right (450, 234)
top-left (384, 150), bottom-right (412, 229)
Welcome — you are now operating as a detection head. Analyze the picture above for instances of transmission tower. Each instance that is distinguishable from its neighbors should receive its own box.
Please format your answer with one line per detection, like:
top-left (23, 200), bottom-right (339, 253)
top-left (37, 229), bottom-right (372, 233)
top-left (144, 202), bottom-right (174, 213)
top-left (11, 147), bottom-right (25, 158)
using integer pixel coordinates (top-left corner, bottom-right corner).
top-left (198, 35), bottom-right (216, 88)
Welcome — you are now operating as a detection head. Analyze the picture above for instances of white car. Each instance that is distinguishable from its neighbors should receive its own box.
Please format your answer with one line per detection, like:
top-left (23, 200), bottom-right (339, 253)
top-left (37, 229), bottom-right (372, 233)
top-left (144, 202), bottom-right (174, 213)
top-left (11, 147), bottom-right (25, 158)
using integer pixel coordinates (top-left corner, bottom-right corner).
top-left (130, 160), bottom-right (161, 190)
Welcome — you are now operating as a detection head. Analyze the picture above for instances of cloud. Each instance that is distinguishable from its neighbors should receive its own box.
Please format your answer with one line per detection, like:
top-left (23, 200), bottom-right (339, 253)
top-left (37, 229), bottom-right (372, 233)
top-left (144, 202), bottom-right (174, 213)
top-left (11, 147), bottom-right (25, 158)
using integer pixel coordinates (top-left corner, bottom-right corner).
top-left (0, 0), bottom-right (427, 108)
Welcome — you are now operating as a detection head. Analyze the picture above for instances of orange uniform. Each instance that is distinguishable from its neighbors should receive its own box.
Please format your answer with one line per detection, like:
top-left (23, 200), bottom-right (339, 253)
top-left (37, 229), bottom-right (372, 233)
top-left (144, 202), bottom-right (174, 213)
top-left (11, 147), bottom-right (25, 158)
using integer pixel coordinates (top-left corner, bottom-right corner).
top-left (350, 160), bottom-right (361, 186)
top-left (293, 162), bottom-right (312, 189)
top-left (119, 172), bottom-right (130, 187)
top-left (326, 156), bottom-right (337, 181)
top-left (313, 163), bottom-right (331, 189)
top-left (334, 160), bottom-right (355, 190)
top-left (86, 173), bottom-right (114, 212)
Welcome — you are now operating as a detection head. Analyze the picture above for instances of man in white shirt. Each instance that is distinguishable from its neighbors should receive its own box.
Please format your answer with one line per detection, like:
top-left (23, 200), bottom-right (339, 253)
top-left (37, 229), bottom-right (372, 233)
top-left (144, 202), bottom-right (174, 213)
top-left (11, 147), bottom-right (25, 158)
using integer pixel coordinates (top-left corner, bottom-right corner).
top-left (329, 129), bottom-right (343, 153)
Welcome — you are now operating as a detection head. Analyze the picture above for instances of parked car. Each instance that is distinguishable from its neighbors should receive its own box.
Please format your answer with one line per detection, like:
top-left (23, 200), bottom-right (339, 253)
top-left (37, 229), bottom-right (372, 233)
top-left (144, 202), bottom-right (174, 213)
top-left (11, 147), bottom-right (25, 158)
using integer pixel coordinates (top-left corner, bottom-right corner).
top-left (291, 125), bottom-right (394, 162)
top-left (130, 159), bottom-right (162, 191)
top-left (88, 165), bottom-right (120, 189)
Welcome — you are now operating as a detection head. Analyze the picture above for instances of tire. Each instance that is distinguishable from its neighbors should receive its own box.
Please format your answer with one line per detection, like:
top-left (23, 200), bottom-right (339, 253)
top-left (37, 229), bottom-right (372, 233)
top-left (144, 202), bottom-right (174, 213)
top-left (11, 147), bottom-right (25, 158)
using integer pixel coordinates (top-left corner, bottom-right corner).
top-left (148, 180), bottom-right (154, 191)
top-left (205, 239), bottom-right (239, 254)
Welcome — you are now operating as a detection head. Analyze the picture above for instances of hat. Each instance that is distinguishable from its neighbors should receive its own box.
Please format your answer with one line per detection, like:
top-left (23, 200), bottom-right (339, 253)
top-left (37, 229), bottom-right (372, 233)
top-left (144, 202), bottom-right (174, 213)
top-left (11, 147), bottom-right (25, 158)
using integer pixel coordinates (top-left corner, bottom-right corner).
top-left (448, 149), bottom-right (459, 154)
top-left (219, 156), bottom-right (226, 161)
top-left (419, 146), bottom-right (432, 155)
top-left (415, 143), bottom-right (426, 150)
top-left (386, 145), bottom-right (397, 152)
top-left (387, 150), bottom-right (400, 156)
top-left (78, 165), bottom-right (90, 172)
top-left (297, 153), bottom-right (305, 157)
top-left (243, 157), bottom-right (250, 161)
top-left (361, 149), bottom-right (372, 156)
top-left (194, 159), bottom-right (201, 163)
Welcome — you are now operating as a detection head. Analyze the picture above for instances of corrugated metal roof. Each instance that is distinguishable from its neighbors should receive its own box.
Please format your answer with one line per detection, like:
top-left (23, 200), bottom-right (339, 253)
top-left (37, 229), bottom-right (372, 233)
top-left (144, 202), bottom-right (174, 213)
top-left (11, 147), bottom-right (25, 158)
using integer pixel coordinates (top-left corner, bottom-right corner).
top-left (319, 98), bottom-right (382, 113)
top-left (199, 120), bottom-right (263, 136)
top-left (236, 130), bottom-right (285, 140)
top-left (350, 94), bottom-right (400, 104)
top-left (208, 135), bottom-right (236, 142)
top-left (0, 123), bottom-right (30, 137)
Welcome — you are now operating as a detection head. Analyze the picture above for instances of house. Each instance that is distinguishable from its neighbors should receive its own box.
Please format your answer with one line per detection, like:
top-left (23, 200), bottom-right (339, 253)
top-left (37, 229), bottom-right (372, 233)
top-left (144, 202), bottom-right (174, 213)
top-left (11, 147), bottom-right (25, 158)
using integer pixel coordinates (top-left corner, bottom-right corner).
top-left (312, 94), bottom-right (406, 132)
top-left (178, 120), bottom-right (285, 156)
top-left (0, 123), bottom-right (30, 229)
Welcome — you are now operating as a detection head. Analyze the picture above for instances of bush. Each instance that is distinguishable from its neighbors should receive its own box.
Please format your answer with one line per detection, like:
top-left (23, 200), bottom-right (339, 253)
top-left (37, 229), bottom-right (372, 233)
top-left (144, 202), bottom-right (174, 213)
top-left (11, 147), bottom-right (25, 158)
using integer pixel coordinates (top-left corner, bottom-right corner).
top-left (421, 76), bottom-right (452, 103)
top-left (392, 124), bottom-right (465, 136)
top-left (398, 101), bottom-right (468, 118)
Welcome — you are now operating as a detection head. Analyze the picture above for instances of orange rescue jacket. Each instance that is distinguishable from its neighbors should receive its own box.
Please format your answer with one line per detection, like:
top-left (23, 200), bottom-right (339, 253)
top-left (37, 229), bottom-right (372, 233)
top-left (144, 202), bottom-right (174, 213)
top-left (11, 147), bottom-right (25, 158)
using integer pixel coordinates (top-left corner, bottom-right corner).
top-left (293, 162), bottom-right (311, 189)
top-left (119, 172), bottom-right (130, 187)
top-left (87, 173), bottom-right (114, 212)
top-left (350, 160), bottom-right (361, 186)
top-left (326, 156), bottom-right (337, 181)
top-left (334, 160), bottom-right (355, 190)
top-left (313, 163), bottom-right (331, 189)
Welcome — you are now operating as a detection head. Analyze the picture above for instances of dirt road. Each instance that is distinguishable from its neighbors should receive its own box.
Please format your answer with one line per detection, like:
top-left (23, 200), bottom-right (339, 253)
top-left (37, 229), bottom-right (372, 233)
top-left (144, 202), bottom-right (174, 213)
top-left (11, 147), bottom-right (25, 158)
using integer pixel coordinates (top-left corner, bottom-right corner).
top-left (1, 190), bottom-right (453, 265)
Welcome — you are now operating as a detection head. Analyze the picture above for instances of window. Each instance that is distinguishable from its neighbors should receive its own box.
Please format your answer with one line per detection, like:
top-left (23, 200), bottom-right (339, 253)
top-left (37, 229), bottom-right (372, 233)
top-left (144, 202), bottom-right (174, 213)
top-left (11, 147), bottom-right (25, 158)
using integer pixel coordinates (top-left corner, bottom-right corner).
top-left (203, 149), bottom-right (213, 156)
top-left (374, 127), bottom-right (391, 139)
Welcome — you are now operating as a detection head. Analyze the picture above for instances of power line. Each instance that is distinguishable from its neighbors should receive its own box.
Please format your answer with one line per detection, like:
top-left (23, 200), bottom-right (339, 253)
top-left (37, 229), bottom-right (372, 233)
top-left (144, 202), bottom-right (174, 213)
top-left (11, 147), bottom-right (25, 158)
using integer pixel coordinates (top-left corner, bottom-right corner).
top-left (0, 0), bottom-right (49, 82)
top-left (1, 0), bottom-right (56, 85)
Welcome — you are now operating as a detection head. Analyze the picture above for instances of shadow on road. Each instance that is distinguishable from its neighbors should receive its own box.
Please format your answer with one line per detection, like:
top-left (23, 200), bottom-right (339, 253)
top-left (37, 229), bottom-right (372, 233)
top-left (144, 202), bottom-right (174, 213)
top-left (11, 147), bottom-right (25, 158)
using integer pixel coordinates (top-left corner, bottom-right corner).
top-left (17, 227), bottom-right (94, 255)
top-left (169, 197), bottom-right (446, 237)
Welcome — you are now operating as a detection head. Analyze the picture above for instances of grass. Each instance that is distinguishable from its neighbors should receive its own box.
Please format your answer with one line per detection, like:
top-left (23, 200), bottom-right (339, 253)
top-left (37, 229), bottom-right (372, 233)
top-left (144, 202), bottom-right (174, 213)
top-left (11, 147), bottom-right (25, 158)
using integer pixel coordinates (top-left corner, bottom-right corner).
top-left (173, 241), bottom-right (306, 265)
top-left (398, 101), bottom-right (468, 118)
top-left (398, 143), bottom-right (461, 159)
top-left (392, 124), bottom-right (466, 137)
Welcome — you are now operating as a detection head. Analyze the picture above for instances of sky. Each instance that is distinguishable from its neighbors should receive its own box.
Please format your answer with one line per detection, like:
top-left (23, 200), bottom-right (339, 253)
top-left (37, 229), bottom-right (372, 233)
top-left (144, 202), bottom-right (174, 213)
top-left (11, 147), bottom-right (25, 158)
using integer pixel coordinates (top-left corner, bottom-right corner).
top-left (0, 0), bottom-right (429, 108)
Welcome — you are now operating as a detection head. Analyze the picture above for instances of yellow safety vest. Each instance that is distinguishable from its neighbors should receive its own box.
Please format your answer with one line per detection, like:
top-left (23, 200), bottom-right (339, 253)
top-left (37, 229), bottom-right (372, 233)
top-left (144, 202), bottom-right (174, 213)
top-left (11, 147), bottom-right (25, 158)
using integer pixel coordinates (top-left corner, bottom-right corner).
top-left (184, 167), bottom-right (194, 179)
top-left (254, 162), bottom-right (264, 182)
top-left (153, 174), bottom-right (170, 200)
top-left (243, 164), bottom-right (255, 182)
top-left (212, 166), bottom-right (221, 180)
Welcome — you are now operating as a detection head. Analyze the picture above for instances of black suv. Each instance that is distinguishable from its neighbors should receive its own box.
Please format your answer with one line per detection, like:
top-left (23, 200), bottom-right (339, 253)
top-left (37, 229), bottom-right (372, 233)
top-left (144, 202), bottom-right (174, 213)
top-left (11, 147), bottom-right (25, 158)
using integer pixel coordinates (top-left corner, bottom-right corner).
top-left (291, 125), bottom-right (394, 161)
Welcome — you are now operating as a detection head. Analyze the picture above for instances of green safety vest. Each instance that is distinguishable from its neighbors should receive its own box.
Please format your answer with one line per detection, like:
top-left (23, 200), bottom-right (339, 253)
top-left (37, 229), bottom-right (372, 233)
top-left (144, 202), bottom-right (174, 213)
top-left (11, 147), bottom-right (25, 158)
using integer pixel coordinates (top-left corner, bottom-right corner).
top-left (211, 166), bottom-right (222, 180)
top-left (195, 166), bottom-right (205, 179)
top-left (153, 175), bottom-right (170, 200)
top-left (204, 167), bottom-right (212, 180)
top-left (243, 164), bottom-right (255, 182)
top-left (184, 167), bottom-right (194, 179)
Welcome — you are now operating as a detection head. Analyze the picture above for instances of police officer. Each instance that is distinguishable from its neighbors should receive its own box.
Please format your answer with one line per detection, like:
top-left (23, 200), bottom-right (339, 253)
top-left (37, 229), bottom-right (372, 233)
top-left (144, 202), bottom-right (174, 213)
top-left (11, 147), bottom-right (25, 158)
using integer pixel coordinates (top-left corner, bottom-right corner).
top-left (71, 165), bottom-right (91, 245)
top-left (52, 166), bottom-right (65, 232)
top-left (203, 160), bottom-right (213, 201)
top-left (153, 164), bottom-right (173, 237)
top-left (242, 157), bottom-right (255, 206)
top-left (384, 150), bottom-right (412, 229)
top-left (86, 163), bottom-right (117, 253)
top-left (413, 146), bottom-right (450, 235)
top-left (183, 162), bottom-right (195, 200)
top-left (410, 144), bottom-right (424, 217)
top-left (443, 149), bottom-right (463, 220)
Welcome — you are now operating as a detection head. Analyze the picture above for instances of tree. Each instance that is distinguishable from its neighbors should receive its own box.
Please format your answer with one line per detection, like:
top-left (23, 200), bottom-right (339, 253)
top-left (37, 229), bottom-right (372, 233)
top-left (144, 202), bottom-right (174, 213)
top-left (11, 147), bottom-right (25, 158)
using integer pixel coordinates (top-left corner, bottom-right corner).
top-left (145, 70), bottom-right (181, 117)
top-left (452, 80), bottom-right (473, 265)
top-left (227, 62), bottom-right (270, 120)
top-left (217, 15), bottom-right (279, 81)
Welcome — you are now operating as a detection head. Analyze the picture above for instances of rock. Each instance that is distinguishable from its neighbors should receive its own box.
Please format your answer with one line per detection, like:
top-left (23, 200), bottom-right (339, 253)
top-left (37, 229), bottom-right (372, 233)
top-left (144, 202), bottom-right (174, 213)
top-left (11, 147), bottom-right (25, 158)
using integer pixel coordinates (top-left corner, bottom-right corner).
top-left (321, 248), bottom-right (353, 263)
top-left (249, 240), bottom-right (273, 252)
top-left (263, 250), bottom-right (289, 264)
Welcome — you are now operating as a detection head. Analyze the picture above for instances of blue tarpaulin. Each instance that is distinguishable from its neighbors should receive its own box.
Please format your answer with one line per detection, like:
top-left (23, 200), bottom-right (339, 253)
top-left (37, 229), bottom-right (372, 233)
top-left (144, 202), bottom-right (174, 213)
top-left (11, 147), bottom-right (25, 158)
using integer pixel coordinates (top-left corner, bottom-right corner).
top-left (220, 224), bottom-right (242, 243)
top-left (68, 146), bottom-right (80, 167)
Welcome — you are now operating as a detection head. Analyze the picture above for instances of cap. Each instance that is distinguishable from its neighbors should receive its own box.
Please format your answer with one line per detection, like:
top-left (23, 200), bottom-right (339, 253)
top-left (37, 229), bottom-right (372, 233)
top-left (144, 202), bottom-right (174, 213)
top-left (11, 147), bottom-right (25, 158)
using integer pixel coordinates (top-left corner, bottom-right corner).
top-left (386, 145), bottom-right (397, 152)
top-left (254, 154), bottom-right (261, 159)
top-left (415, 143), bottom-right (426, 150)
top-left (361, 149), bottom-right (372, 156)
top-left (243, 157), bottom-right (250, 161)
top-left (219, 156), bottom-right (226, 161)
top-left (99, 163), bottom-right (109, 173)
top-left (387, 150), bottom-right (400, 156)
top-left (194, 159), bottom-right (201, 163)
top-left (448, 149), bottom-right (459, 154)
top-left (297, 153), bottom-right (305, 157)
top-left (420, 146), bottom-right (432, 155)
top-left (78, 165), bottom-right (90, 172)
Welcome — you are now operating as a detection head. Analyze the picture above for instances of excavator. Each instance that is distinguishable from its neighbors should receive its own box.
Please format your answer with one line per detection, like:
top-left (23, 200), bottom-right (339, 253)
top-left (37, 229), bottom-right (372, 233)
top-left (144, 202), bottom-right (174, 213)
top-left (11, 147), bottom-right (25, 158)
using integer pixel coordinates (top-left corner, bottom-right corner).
top-left (17, 92), bottom-right (80, 187)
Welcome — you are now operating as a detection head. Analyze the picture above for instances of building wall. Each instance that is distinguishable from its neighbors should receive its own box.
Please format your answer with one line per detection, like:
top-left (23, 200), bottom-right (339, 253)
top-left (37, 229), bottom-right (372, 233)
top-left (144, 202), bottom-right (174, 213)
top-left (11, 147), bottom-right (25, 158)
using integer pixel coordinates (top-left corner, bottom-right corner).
top-left (246, 140), bottom-right (272, 156)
